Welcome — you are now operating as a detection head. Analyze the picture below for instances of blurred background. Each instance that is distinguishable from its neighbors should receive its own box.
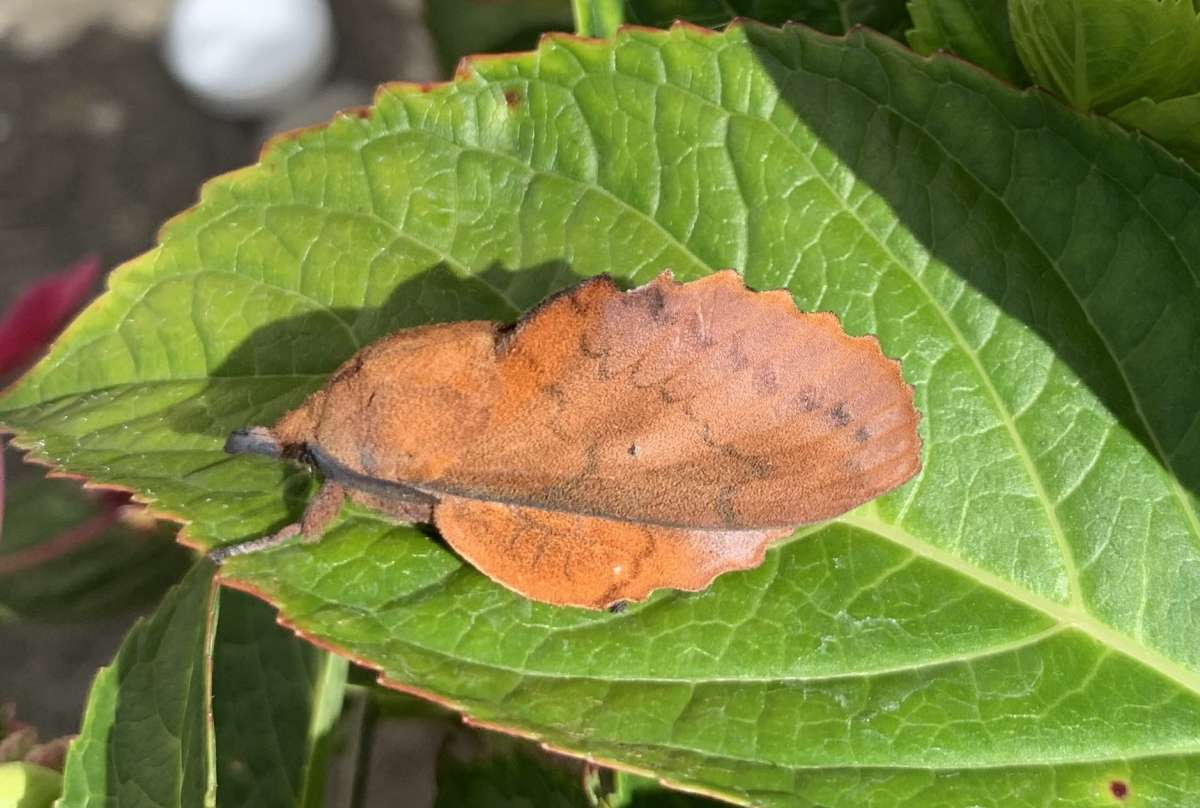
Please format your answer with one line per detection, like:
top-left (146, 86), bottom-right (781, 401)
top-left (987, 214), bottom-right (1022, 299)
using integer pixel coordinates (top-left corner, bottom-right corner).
top-left (0, 1), bottom-right (576, 804)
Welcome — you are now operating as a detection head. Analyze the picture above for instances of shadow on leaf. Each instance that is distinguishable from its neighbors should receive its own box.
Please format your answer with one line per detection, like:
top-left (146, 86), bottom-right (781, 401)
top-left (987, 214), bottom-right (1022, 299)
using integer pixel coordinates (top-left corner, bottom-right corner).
top-left (168, 260), bottom-right (587, 440)
top-left (749, 25), bottom-right (1200, 504)
top-left (165, 261), bottom-right (588, 549)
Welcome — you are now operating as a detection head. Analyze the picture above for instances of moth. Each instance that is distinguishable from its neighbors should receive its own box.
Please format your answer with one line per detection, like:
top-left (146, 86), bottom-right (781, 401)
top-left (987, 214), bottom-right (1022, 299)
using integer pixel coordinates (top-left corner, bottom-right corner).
top-left (219, 271), bottom-right (921, 609)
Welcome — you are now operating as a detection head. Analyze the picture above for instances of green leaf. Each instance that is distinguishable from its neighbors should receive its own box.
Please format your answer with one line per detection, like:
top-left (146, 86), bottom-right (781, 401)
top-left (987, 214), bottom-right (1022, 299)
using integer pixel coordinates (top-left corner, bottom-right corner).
top-left (906, 0), bottom-right (1030, 85)
top-left (574, 0), bottom-right (626, 38)
top-left (55, 564), bottom-right (347, 808)
top-left (6, 19), bottom-right (1200, 806)
top-left (0, 761), bottom-right (62, 808)
top-left (57, 562), bottom-right (218, 808)
top-left (435, 733), bottom-right (584, 807)
top-left (624, 0), bottom-right (912, 37)
top-left (425, 0), bottom-right (575, 77)
top-left (1110, 91), bottom-right (1200, 169)
top-left (0, 450), bottom-right (190, 623)
top-left (1003, 0), bottom-right (1200, 170)
top-left (592, 771), bottom-right (727, 807)
top-left (1009, 0), bottom-right (1200, 112)
top-left (210, 588), bottom-right (348, 808)
top-left (431, 725), bottom-right (724, 807)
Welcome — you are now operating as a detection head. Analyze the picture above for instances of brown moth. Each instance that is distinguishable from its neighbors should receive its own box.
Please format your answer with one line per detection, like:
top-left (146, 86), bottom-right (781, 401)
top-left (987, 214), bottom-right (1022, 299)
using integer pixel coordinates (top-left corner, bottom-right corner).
top-left (219, 270), bottom-right (921, 609)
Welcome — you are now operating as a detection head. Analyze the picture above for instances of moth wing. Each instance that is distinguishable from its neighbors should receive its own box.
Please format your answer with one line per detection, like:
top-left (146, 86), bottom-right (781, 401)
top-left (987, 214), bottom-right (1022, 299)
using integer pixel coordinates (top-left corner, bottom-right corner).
top-left (435, 271), bottom-right (920, 529)
top-left (434, 495), bottom-right (788, 609)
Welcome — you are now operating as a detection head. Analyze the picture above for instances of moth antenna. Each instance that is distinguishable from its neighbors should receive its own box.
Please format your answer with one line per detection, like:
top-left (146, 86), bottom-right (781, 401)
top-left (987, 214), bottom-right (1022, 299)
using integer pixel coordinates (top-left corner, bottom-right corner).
top-left (225, 426), bottom-right (283, 458)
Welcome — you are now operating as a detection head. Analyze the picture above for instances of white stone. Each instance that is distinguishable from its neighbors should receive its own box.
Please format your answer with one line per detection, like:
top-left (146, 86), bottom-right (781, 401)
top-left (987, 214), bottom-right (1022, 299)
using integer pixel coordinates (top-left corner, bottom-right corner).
top-left (163, 0), bottom-right (334, 119)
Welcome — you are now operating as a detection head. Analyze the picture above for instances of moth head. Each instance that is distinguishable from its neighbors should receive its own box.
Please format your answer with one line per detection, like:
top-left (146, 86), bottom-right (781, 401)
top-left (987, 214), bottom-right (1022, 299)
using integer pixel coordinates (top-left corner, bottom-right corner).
top-left (225, 389), bottom-right (327, 462)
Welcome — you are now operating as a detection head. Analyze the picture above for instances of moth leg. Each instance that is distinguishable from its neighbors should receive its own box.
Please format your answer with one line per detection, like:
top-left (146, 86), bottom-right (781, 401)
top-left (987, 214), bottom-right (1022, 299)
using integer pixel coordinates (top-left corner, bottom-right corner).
top-left (208, 480), bottom-right (345, 562)
top-left (300, 481), bottom-right (345, 542)
top-left (208, 523), bottom-right (301, 562)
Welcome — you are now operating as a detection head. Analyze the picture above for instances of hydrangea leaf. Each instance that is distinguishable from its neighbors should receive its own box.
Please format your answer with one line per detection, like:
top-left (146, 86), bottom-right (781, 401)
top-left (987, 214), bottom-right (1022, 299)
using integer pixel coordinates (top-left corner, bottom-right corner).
top-left (1008, 0), bottom-right (1200, 111)
top-left (427, 0), bottom-right (574, 75)
top-left (906, 0), bottom-right (1029, 85)
top-left (5, 21), bottom-right (1200, 807)
top-left (1110, 91), bottom-right (1200, 170)
top-left (55, 563), bottom-right (347, 808)
top-left (623, 0), bottom-right (912, 36)
top-left (57, 562), bottom-right (218, 808)
top-left (0, 451), bottom-right (189, 623)
top-left (211, 588), bottom-right (348, 808)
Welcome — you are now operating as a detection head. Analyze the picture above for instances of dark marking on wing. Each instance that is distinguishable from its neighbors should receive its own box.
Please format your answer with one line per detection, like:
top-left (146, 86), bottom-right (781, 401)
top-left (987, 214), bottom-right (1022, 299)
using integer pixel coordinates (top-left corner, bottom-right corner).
top-left (753, 365), bottom-right (778, 395)
top-left (329, 354), bottom-right (365, 386)
top-left (644, 283), bottom-right (668, 321)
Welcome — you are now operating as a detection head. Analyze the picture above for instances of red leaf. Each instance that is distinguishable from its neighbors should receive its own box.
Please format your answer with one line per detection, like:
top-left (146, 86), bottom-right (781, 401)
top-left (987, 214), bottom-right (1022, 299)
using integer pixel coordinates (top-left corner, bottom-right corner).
top-left (0, 255), bottom-right (101, 377)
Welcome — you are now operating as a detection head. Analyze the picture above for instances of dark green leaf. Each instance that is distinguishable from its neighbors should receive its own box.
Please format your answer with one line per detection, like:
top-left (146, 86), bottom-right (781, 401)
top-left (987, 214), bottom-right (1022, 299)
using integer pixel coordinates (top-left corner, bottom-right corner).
top-left (54, 563), bottom-right (346, 808)
top-left (1110, 92), bottom-right (1200, 169)
top-left (211, 588), bottom-right (347, 808)
top-left (906, 0), bottom-right (1029, 84)
top-left (6, 20), bottom-right (1200, 806)
top-left (1009, 0), bottom-right (1200, 111)
top-left (435, 733), bottom-right (583, 807)
top-left (0, 449), bottom-right (190, 623)
top-left (624, 0), bottom-right (912, 37)
top-left (57, 562), bottom-right (218, 808)
top-left (425, 0), bottom-right (574, 75)
top-left (591, 770), bottom-right (727, 806)
top-left (1006, 0), bottom-right (1200, 168)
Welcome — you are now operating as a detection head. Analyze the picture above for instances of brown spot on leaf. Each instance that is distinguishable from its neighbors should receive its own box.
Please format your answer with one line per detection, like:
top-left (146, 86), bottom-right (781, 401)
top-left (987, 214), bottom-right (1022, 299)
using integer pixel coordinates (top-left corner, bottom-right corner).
top-left (1109, 780), bottom-right (1128, 800)
top-left (504, 89), bottom-right (521, 109)
top-left (224, 271), bottom-right (922, 609)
